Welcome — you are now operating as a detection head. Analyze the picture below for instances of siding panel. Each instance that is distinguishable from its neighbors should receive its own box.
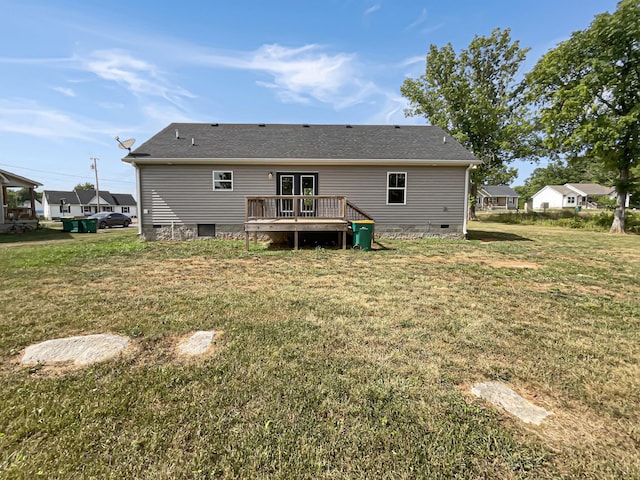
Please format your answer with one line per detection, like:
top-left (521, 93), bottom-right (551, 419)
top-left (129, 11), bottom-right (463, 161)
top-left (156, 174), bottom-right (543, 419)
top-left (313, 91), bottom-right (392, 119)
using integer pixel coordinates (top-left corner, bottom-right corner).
top-left (139, 164), bottom-right (467, 228)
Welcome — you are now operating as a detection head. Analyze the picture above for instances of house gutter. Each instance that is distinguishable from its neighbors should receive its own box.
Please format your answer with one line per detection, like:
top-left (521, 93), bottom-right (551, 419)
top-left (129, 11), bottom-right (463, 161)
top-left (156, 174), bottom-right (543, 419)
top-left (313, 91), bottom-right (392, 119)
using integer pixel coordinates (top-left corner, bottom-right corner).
top-left (122, 157), bottom-right (482, 167)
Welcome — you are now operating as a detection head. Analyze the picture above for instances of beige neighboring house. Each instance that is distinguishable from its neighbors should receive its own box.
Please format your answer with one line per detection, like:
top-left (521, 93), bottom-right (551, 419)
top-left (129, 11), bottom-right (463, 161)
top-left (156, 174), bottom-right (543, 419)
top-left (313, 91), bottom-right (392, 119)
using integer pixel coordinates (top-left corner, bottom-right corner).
top-left (531, 183), bottom-right (629, 210)
top-left (0, 168), bottom-right (42, 232)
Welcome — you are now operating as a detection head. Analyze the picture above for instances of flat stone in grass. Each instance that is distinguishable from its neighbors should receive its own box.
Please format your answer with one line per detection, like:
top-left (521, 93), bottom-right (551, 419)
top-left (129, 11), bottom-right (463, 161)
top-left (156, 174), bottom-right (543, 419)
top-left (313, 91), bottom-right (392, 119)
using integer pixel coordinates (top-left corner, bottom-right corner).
top-left (21, 334), bottom-right (129, 366)
top-left (178, 331), bottom-right (216, 356)
top-left (471, 382), bottom-right (552, 425)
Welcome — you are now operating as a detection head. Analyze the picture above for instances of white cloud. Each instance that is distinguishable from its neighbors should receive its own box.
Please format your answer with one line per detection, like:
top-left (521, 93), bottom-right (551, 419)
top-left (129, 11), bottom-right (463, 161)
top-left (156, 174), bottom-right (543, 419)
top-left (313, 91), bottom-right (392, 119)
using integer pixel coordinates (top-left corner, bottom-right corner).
top-left (406, 8), bottom-right (428, 31)
top-left (140, 103), bottom-right (197, 125)
top-left (80, 50), bottom-right (196, 106)
top-left (398, 55), bottom-right (424, 68)
top-left (52, 86), bottom-right (76, 97)
top-left (191, 43), bottom-right (362, 109)
top-left (0, 99), bottom-right (114, 140)
top-left (364, 4), bottom-right (381, 15)
top-left (365, 91), bottom-right (418, 125)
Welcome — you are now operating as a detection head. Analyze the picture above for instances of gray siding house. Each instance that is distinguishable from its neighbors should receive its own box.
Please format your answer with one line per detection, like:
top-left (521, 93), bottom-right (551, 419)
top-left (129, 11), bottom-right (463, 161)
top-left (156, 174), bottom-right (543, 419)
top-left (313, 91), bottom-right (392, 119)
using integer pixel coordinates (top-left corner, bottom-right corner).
top-left (122, 123), bottom-right (481, 243)
top-left (477, 185), bottom-right (519, 210)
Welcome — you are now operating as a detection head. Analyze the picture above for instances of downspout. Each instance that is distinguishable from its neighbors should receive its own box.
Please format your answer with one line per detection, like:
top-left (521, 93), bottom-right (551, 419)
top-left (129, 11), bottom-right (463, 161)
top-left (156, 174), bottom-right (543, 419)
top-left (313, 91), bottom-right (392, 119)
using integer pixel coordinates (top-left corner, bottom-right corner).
top-left (135, 163), bottom-right (143, 236)
top-left (0, 183), bottom-right (5, 225)
top-left (463, 164), bottom-right (473, 237)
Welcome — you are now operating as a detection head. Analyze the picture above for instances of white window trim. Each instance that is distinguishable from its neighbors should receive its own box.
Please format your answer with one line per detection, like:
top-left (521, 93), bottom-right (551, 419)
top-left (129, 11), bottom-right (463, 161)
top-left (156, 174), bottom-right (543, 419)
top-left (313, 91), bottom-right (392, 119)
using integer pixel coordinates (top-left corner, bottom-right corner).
top-left (386, 172), bottom-right (407, 205)
top-left (213, 170), bottom-right (234, 191)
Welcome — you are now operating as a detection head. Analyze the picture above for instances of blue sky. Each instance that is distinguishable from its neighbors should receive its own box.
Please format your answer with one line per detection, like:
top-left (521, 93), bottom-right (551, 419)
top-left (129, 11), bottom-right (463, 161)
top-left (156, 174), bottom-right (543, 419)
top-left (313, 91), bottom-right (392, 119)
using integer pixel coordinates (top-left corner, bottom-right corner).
top-left (0, 0), bottom-right (619, 196)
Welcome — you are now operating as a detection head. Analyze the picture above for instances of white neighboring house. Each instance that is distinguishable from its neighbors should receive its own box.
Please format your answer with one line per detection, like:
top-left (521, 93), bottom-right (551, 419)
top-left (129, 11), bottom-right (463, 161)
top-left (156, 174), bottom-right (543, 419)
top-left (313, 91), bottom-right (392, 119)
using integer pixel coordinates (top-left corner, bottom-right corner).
top-left (42, 189), bottom-right (137, 220)
top-left (531, 183), bottom-right (629, 210)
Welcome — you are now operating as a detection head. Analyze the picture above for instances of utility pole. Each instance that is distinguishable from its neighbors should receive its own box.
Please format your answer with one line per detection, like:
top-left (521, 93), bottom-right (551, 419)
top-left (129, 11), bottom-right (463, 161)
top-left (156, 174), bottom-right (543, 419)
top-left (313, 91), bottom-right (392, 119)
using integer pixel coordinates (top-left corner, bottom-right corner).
top-left (90, 157), bottom-right (100, 214)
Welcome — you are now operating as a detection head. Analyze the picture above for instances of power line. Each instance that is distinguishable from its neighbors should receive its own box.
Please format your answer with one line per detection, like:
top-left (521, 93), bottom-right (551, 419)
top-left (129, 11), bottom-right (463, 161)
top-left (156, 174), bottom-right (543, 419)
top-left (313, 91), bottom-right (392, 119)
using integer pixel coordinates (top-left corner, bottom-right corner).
top-left (0, 162), bottom-right (135, 184)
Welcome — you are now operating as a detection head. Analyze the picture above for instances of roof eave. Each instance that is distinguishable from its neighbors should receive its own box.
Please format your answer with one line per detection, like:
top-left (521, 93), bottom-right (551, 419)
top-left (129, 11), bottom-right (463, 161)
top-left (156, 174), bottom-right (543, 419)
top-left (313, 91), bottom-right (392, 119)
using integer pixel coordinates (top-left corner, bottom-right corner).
top-left (122, 157), bottom-right (482, 167)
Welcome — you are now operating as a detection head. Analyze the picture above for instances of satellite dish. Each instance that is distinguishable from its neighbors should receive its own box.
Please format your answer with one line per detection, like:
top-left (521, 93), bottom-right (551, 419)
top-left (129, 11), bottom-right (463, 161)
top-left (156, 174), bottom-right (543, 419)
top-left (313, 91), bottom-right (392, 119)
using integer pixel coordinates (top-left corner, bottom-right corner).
top-left (118, 138), bottom-right (136, 150)
top-left (114, 136), bottom-right (136, 152)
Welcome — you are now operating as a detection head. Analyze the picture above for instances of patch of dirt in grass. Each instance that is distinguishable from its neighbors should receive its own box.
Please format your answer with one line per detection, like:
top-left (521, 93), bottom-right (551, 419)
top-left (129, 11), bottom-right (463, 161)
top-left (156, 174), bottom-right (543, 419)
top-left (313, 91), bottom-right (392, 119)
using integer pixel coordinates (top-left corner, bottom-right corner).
top-left (481, 260), bottom-right (541, 269)
top-left (533, 402), bottom-right (639, 477)
top-left (524, 281), bottom-right (626, 299)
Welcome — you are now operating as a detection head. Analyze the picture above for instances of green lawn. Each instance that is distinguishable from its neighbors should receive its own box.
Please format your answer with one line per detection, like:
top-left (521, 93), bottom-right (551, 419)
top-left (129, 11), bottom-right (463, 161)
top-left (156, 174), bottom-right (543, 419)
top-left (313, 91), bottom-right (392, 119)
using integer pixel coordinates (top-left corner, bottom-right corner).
top-left (1, 223), bottom-right (638, 479)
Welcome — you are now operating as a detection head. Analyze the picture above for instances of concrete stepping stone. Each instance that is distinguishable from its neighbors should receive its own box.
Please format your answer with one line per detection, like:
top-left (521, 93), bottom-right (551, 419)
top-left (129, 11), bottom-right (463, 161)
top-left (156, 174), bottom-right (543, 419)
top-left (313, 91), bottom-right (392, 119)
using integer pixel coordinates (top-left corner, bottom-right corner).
top-left (21, 334), bottom-right (129, 366)
top-left (471, 381), bottom-right (552, 425)
top-left (177, 331), bottom-right (216, 356)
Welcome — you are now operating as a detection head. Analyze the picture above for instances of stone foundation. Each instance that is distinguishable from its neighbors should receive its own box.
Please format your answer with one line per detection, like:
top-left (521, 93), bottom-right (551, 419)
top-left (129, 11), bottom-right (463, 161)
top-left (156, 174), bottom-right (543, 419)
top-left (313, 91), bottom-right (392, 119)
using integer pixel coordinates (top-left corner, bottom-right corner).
top-left (141, 223), bottom-right (465, 241)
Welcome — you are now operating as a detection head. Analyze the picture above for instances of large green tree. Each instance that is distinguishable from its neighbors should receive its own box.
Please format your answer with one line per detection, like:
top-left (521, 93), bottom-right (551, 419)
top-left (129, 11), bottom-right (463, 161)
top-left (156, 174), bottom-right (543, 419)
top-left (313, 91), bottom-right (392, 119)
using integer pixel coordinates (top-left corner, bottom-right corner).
top-left (401, 28), bottom-right (536, 218)
top-left (526, 0), bottom-right (639, 233)
top-left (74, 182), bottom-right (95, 190)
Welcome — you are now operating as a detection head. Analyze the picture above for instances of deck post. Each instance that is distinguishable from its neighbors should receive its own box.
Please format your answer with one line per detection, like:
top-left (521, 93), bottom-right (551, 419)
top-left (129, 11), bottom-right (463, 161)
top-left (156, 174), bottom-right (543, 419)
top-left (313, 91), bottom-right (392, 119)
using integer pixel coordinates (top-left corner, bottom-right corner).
top-left (294, 230), bottom-right (299, 250)
top-left (342, 231), bottom-right (346, 249)
top-left (253, 231), bottom-right (258, 246)
top-left (245, 231), bottom-right (250, 251)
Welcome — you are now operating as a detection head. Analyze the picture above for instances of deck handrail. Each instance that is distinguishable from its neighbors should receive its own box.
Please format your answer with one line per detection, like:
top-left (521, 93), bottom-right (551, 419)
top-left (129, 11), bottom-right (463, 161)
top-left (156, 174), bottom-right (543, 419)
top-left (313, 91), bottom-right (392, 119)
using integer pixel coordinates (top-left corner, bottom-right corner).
top-left (245, 195), bottom-right (347, 221)
top-left (346, 201), bottom-right (374, 222)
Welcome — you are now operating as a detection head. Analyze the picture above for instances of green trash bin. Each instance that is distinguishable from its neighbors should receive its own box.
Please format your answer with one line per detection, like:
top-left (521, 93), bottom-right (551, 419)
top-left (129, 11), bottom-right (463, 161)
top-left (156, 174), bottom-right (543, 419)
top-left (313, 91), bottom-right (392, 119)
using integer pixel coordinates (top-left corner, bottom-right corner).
top-left (61, 218), bottom-right (74, 232)
top-left (352, 220), bottom-right (374, 251)
top-left (79, 218), bottom-right (98, 233)
top-left (61, 218), bottom-right (81, 232)
top-left (574, 206), bottom-right (582, 213)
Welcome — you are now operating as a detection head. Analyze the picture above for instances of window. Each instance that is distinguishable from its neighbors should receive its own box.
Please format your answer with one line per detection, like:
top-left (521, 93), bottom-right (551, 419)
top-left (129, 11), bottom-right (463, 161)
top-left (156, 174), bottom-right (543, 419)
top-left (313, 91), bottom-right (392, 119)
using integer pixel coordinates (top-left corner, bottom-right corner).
top-left (387, 172), bottom-right (406, 204)
top-left (567, 196), bottom-right (575, 204)
top-left (82, 206), bottom-right (92, 214)
top-left (213, 171), bottom-right (233, 190)
top-left (102, 206), bottom-right (113, 212)
top-left (121, 206), bottom-right (130, 213)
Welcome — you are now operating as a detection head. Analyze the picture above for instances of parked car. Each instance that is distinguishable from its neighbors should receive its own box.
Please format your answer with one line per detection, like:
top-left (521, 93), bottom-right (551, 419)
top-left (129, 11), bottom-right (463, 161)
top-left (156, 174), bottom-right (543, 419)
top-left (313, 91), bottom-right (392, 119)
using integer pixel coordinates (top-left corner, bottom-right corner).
top-left (88, 212), bottom-right (131, 229)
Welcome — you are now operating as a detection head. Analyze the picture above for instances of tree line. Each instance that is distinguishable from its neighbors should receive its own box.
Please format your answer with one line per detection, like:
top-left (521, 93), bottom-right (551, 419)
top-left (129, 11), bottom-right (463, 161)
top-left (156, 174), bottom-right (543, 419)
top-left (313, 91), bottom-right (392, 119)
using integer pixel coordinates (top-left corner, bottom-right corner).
top-left (401, 0), bottom-right (639, 233)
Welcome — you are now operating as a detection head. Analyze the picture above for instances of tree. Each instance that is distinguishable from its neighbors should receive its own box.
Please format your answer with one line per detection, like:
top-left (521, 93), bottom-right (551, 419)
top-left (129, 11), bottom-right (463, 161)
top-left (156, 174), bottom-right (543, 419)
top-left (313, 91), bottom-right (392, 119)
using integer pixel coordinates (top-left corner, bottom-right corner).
top-left (526, 0), bottom-right (639, 233)
top-left (401, 28), bottom-right (536, 218)
top-left (74, 182), bottom-right (95, 190)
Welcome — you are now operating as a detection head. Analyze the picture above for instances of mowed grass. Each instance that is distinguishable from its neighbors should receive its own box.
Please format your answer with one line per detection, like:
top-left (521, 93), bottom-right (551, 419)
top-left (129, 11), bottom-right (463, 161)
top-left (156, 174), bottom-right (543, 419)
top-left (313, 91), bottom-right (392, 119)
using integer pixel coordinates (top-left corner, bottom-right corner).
top-left (0, 223), bottom-right (638, 479)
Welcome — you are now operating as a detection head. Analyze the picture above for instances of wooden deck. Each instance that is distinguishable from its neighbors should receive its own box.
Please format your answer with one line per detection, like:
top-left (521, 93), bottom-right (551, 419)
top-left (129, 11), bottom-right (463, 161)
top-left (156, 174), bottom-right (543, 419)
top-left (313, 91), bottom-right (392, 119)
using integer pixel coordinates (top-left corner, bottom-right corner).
top-left (244, 196), bottom-right (373, 250)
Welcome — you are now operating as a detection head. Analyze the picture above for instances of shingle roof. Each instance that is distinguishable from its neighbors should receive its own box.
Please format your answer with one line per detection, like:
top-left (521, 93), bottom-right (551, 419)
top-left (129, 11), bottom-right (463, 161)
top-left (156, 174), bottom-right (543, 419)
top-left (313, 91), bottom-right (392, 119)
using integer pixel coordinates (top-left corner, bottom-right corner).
top-left (111, 193), bottom-right (136, 205)
top-left (546, 185), bottom-right (574, 195)
top-left (43, 190), bottom-right (136, 205)
top-left (43, 190), bottom-right (80, 205)
top-left (125, 123), bottom-right (479, 163)
top-left (0, 168), bottom-right (42, 187)
top-left (480, 185), bottom-right (519, 197)
top-left (566, 183), bottom-right (614, 196)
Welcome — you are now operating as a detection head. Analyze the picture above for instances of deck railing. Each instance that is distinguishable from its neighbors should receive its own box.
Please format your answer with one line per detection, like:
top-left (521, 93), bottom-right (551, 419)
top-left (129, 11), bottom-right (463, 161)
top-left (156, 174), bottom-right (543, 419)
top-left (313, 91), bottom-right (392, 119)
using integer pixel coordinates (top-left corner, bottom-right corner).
top-left (245, 196), bottom-right (347, 221)
top-left (4, 207), bottom-right (35, 220)
top-left (346, 201), bottom-right (375, 222)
